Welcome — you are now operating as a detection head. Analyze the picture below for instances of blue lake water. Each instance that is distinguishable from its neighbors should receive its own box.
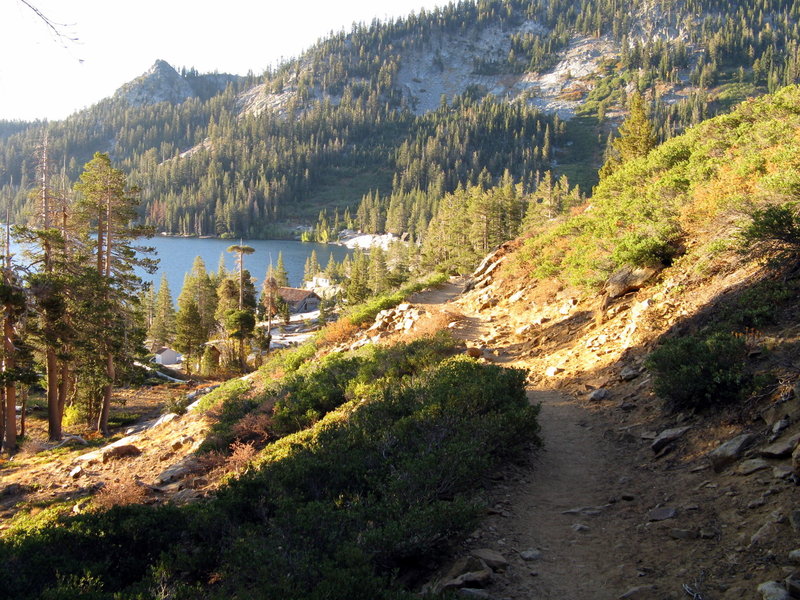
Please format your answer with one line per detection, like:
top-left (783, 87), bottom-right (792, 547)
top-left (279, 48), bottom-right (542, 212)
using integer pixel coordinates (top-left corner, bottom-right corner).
top-left (138, 237), bottom-right (353, 297)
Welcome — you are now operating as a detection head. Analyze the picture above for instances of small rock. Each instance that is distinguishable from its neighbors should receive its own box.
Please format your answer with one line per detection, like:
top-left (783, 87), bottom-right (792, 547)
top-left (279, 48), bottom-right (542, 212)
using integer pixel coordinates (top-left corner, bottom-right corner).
top-left (737, 459), bottom-right (771, 475)
top-left (620, 366), bottom-right (640, 381)
top-left (709, 433), bottom-right (757, 472)
top-left (619, 585), bottom-right (658, 600)
top-left (788, 549), bottom-right (800, 564)
top-left (101, 444), bottom-right (141, 463)
top-left (588, 388), bottom-right (609, 401)
top-left (470, 549), bottom-right (508, 570)
top-left (650, 426), bottom-right (691, 453)
top-left (773, 466), bottom-right (794, 479)
top-left (647, 507), bottom-right (677, 522)
top-left (520, 549), bottom-right (542, 561)
top-left (699, 529), bottom-right (716, 539)
top-left (69, 465), bottom-right (83, 479)
top-left (772, 418), bottom-right (790, 435)
top-left (466, 347), bottom-right (483, 359)
top-left (751, 521), bottom-right (780, 547)
top-left (789, 510), bottom-right (800, 532)
top-left (756, 581), bottom-right (790, 600)
top-left (572, 523), bottom-right (590, 532)
top-left (669, 528), bottom-right (697, 540)
top-left (458, 589), bottom-right (491, 600)
top-left (154, 412), bottom-right (180, 427)
top-left (545, 366), bottom-right (563, 377)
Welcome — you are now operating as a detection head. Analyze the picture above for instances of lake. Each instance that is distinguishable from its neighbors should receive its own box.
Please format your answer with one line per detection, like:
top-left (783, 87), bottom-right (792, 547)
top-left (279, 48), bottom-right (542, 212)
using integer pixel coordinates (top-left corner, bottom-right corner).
top-left (138, 237), bottom-right (353, 297)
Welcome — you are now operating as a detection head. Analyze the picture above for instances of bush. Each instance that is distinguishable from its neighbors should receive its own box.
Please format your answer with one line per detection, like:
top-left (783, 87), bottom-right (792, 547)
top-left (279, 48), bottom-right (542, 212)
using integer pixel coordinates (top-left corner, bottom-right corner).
top-left (738, 202), bottom-right (800, 268)
top-left (645, 332), bottom-right (751, 411)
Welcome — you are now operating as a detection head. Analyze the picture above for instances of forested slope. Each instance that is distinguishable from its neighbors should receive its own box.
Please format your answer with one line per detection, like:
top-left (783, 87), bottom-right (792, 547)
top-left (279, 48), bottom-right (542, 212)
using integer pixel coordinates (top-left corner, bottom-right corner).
top-left (1, 0), bottom-right (799, 238)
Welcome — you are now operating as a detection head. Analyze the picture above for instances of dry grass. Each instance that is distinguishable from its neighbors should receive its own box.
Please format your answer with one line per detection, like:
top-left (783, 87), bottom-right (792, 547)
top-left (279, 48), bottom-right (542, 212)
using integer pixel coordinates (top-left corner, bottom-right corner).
top-left (231, 411), bottom-right (272, 444)
top-left (226, 441), bottom-right (257, 473)
top-left (321, 317), bottom-right (359, 346)
top-left (93, 476), bottom-right (149, 509)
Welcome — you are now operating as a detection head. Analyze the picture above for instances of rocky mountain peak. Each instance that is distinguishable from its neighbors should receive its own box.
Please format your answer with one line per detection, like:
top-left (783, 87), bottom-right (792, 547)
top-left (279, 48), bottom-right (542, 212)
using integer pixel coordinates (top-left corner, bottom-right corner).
top-left (116, 59), bottom-right (196, 107)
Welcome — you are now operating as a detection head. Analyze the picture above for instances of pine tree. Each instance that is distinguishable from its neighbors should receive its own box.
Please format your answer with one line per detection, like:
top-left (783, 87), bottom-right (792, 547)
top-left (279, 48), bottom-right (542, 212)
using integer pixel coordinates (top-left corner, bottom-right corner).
top-left (274, 251), bottom-right (289, 287)
top-left (173, 300), bottom-right (204, 375)
top-left (148, 274), bottom-right (175, 347)
top-left (599, 92), bottom-right (656, 179)
top-left (72, 152), bottom-right (156, 436)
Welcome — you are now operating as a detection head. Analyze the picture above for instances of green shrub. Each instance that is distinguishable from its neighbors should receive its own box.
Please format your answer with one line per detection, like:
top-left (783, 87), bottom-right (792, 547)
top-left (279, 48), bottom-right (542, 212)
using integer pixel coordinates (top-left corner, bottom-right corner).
top-left (645, 332), bottom-right (751, 411)
top-left (738, 202), bottom-right (800, 268)
top-left (0, 340), bottom-right (538, 600)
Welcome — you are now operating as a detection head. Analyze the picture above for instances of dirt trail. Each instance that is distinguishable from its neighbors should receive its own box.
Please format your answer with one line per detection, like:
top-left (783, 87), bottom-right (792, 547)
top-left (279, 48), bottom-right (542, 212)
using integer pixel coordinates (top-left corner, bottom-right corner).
top-left (413, 279), bottom-right (665, 599)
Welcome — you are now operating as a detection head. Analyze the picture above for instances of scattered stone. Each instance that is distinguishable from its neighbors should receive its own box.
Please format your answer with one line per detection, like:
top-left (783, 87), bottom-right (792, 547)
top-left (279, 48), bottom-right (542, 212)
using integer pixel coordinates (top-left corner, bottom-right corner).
top-left (789, 510), bottom-right (800, 532)
top-left (760, 433), bottom-right (800, 459)
top-left (619, 585), bottom-right (658, 600)
top-left (647, 507), bottom-right (677, 522)
top-left (157, 457), bottom-right (199, 484)
top-left (737, 459), bottom-right (771, 475)
top-left (545, 366), bottom-right (563, 377)
top-left (756, 581), bottom-right (790, 600)
top-left (605, 265), bottom-right (660, 298)
top-left (520, 549), bottom-right (542, 561)
top-left (751, 521), bottom-right (780, 547)
top-left (588, 388), bottom-right (609, 402)
top-left (466, 347), bottom-right (483, 359)
top-left (699, 529), bottom-right (716, 539)
top-left (470, 549), bottom-right (508, 570)
top-left (763, 395), bottom-right (800, 427)
top-left (785, 572), bottom-right (800, 597)
top-left (788, 549), bottom-right (800, 564)
top-left (772, 417), bottom-right (790, 436)
top-left (101, 444), bottom-right (141, 463)
top-left (69, 465), bottom-right (83, 479)
top-left (709, 433), bottom-right (757, 472)
top-left (749, 498), bottom-right (767, 509)
top-left (620, 366), bottom-right (640, 381)
top-left (650, 426), bottom-right (691, 453)
top-left (572, 523), bottom-right (590, 532)
top-left (458, 589), bottom-right (491, 600)
top-left (439, 557), bottom-right (493, 591)
top-left (170, 488), bottom-right (201, 505)
top-left (669, 528), bottom-right (697, 540)
top-left (154, 412), bottom-right (180, 427)
top-left (773, 466), bottom-right (794, 479)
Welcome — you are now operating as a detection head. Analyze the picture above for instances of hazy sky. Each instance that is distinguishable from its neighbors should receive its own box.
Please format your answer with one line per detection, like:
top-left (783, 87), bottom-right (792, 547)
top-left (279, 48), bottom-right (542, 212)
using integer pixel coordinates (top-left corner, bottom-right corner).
top-left (0, 0), bottom-right (448, 122)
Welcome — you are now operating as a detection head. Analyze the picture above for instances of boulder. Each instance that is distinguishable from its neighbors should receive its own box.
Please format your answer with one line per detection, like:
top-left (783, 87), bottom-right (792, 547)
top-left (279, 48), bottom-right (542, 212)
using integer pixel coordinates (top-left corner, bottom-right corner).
top-left (756, 581), bottom-right (790, 600)
top-left (605, 266), bottom-right (660, 299)
top-left (101, 444), bottom-right (141, 463)
top-left (470, 548), bottom-right (508, 570)
top-left (760, 433), bottom-right (800, 459)
top-left (785, 572), bottom-right (800, 598)
top-left (736, 459), bottom-right (771, 475)
top-left (650, 426), bottom-right (691, 453)
top-left (438, 556), bottom-right (493, 591)
top-left (588, 388), bottom-right (609, 402)
top-left (708, 433), bottom-right (757, 472)
top-left (620, 366), bottom-right (641, 381)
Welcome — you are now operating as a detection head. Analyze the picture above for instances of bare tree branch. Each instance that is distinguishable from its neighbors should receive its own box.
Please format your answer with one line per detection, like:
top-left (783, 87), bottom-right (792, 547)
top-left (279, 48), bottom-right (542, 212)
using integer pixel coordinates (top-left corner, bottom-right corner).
top-left (18, 0), bottom-right (79, 47)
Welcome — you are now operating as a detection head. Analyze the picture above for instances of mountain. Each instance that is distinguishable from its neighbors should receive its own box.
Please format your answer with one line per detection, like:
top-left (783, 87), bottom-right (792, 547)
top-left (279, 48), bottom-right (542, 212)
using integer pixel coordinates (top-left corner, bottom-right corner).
top-left (0, 0), bottom-right (798, 239)
top-left (114, 59), bottom-right (242, 106)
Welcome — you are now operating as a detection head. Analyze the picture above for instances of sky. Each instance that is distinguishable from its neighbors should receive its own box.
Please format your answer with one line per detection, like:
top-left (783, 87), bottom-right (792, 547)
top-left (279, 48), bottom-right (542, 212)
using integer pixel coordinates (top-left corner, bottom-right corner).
top-left (0, 0), bottom-right (448, 122)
